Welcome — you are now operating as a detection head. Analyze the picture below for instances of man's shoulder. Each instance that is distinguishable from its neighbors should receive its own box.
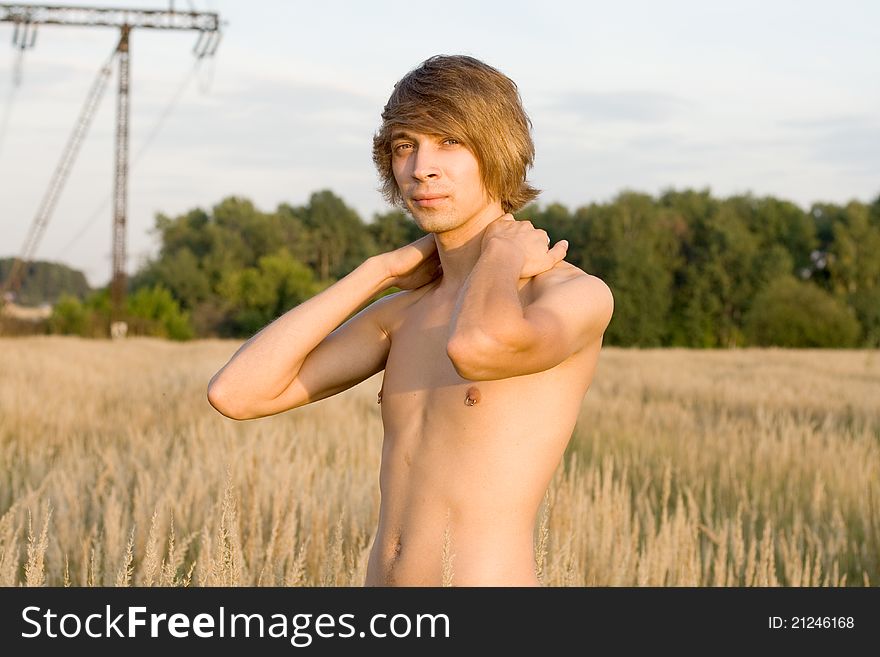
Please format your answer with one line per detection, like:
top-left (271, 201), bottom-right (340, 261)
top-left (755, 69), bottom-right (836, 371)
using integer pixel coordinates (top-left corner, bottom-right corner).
top-left (365, 281), bottom-right (437, 333)
top-left (377, 281), bottom-right (438, 310)
top-left (532, 261), bottom-right (612, 303)
top-left (528, 262), bottom-right (614, 347)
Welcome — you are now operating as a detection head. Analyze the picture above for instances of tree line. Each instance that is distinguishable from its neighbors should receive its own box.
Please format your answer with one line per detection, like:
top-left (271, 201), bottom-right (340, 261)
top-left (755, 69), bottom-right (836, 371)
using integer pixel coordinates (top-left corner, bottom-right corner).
top-left (0, 259), bottom-right (90, 306)
top-left (43, 187), bottom-right (880, 347)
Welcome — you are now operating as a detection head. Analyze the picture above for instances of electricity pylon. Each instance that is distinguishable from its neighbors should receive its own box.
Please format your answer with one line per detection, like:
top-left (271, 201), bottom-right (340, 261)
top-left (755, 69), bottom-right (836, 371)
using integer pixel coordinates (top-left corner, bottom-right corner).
top-left (0, 3), bottom-right (221, 323)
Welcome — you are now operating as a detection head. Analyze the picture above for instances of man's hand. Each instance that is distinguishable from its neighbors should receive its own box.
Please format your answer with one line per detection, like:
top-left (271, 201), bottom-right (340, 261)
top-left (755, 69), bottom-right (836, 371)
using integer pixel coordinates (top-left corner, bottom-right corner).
top-left (379, 233), bottom-right (443, 290)
top-left (481, 214), bottom-right (568, 278)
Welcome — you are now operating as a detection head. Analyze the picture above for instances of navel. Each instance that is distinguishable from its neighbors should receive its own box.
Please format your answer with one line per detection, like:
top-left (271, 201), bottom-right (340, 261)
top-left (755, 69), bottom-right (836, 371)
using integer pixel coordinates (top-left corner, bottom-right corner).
top-left (464, 386), bottom-right (481, 406)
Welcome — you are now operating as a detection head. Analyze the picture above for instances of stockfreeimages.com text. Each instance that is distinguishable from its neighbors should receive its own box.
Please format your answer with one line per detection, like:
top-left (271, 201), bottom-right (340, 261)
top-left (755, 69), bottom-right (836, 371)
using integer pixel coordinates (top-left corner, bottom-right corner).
top-left (21, 605), bottom-right (450, 646)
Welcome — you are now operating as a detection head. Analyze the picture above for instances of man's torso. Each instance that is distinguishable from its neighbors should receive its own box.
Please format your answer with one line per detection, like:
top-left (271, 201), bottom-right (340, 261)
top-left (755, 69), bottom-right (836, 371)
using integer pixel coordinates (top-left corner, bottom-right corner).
top-left (364, 262), bottom-right (603, 586)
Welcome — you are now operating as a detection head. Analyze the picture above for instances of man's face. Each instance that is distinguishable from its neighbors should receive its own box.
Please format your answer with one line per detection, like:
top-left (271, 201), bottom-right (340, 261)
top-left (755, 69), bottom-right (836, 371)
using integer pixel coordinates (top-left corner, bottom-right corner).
top-left (390, 129), bottom-right (491, 233)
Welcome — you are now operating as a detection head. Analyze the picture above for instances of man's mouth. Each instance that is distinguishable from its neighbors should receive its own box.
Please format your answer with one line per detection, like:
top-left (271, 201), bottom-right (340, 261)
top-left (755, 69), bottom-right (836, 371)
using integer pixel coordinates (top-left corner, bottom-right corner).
top-left (412, 195), bottom-right (448, 208)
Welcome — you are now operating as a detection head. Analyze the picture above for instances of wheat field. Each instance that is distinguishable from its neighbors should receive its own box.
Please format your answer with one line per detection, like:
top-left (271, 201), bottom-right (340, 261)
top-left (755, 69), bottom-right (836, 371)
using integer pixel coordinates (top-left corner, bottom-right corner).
top-left (0, 336), bottom-right (877, 586)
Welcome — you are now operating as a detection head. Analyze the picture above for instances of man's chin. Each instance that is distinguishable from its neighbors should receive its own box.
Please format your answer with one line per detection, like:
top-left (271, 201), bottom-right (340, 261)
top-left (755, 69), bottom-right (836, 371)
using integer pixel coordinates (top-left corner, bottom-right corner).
top-left (409, 210), bottom-right (452, 233)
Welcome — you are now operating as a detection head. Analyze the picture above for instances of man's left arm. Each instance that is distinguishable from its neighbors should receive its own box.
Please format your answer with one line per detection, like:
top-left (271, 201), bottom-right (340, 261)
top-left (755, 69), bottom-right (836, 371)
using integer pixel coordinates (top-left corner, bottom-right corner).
top-left (446, 236), bottom-right (614, 381)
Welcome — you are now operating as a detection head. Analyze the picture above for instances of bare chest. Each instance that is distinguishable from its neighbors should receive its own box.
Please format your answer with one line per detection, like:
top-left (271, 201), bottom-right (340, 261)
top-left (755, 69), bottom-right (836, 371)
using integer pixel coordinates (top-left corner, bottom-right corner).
top-left (376, 282), bottom-right (591, 439)
top-left (378, 294), bottom-right (487, 420)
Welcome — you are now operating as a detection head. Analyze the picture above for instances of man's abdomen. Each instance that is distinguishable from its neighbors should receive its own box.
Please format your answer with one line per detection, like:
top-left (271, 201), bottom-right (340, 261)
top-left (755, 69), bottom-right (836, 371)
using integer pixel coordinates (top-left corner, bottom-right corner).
top-left (368, 342), bottom-right (596, 586)
top-left (365, 508), bottom-right (541, 586)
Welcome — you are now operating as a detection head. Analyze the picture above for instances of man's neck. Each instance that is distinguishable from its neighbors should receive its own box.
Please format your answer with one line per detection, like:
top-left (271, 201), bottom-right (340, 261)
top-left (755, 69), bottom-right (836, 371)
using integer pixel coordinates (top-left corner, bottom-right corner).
top-left (432, 202), bottom-right (507, 294)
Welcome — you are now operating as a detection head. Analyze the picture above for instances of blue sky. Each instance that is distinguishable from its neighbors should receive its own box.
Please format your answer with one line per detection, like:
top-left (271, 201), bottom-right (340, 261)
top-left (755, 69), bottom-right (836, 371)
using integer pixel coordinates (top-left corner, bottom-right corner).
top-left (1, 0), bottom-right (878, 286)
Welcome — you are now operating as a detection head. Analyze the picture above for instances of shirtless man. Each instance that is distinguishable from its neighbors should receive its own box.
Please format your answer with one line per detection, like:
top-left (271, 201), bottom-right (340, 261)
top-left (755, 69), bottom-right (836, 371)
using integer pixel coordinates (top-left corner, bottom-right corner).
top-left (207, 55), bottom-right (614, 586)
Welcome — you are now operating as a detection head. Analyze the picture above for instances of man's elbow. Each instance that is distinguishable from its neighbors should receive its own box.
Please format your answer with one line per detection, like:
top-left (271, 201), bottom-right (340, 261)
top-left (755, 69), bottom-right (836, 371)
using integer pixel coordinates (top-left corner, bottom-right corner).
top-left (446, 330), bottom-right (510, 381)
top-left (206, 376), bottom-right (253, 421)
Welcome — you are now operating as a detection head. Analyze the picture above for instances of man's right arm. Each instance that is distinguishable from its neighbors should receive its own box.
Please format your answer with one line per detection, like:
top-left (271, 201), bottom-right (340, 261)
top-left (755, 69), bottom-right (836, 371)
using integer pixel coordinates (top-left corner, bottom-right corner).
top-left (207, 234), bottom-right (440, 420)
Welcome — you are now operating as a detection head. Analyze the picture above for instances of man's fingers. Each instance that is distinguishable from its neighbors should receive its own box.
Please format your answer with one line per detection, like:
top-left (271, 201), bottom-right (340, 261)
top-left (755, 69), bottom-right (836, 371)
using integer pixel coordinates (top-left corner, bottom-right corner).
top-left (549, 240), bottom-right (569, 262)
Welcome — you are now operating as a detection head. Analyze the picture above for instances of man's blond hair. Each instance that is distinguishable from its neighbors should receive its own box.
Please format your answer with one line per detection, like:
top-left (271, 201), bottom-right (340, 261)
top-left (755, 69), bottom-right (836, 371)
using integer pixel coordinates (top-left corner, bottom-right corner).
top-left (372, 54), bottom-right (540, 214)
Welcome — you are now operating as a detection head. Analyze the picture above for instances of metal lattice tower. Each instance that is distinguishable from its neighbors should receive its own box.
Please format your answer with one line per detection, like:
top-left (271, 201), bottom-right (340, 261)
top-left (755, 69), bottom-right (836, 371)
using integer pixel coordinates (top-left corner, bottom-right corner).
top-left (0, 3), bottom-right (221, 322)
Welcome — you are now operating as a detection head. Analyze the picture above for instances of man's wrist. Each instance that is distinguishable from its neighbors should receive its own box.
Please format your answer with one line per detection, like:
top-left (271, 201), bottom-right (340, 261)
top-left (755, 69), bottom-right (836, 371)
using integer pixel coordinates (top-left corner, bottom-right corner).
top-left (481, 238), bottom-right (526, 272)
top-left (363, 254), bottom-right (395, 294)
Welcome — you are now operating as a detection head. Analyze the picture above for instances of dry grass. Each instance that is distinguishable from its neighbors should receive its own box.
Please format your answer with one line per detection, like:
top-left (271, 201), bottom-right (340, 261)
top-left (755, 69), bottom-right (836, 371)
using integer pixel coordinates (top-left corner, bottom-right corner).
top-left (0, 337), bottom-right (877, 586)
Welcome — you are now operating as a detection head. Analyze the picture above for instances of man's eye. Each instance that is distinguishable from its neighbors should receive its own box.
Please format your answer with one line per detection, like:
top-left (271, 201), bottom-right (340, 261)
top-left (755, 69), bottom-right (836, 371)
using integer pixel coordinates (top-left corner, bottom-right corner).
top-left (443, 138), bottom-right (460, 145)
top-left (393, 143), bottom-right (412, 153)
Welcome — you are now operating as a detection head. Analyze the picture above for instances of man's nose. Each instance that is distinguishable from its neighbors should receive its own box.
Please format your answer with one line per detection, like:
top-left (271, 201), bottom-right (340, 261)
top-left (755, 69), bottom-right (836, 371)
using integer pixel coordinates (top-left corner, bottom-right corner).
top-left (411, 146), bottom-right (441, 181)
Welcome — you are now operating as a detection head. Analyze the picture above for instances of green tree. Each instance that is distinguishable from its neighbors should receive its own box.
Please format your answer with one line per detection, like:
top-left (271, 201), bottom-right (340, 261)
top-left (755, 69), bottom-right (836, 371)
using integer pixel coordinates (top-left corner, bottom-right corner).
top-left (736, 195), bottom-right (817, 273)
top-left (212, 196), bottom-right (284, 264)
top-left (827, 201), bottom-right (880, 296)
top-left (0, 259), bottom-right (91, 306)
top-left (848, 287), bottom-right (880, 347)
top-left (138, 247), bottom-right (211, 311)
top-left (570, 192), bottom-right (679, 346)
top-left (369, 209), bottom-right (424, 253)
top-left (275, 202), bottom-right (313, 263)
top-left (126, 285), bottom-right (194, 340)
top-left (870, 191), bottom-right (880, 227)
top-left (48, 294), bottom-right (89, 336)
top-left (824, 201), bottom-right (880, 344)
top-left (807, 202), bottom-right (847, 293)
top-left (571, 202), bottom-right (615, 278)
top-left (297, 190), bottom-right (375, 280)
top-left (48, 289), bottom-right (111, 337)
top-left (219, 249), bottom-right (323, 335)
top-left (745, 275), bottom-right (860, 347)
top-left (525, 202), bottom-right (582, 268)
top-left (124, 187), bottom-right (880, 343)
top-left (666, 194), bottom-right (762, 347)
top-left (153, 208), bottom-right (212, 259)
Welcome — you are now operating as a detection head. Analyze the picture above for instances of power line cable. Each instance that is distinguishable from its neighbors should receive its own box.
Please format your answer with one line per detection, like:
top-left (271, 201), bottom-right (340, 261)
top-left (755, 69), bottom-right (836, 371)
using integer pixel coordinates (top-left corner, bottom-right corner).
top-left (0, 45), bottom-right (24, 157)
top-left (2, 45), bottom-right (116, 297)
top-left (54, 57), bottom-right (203, 259)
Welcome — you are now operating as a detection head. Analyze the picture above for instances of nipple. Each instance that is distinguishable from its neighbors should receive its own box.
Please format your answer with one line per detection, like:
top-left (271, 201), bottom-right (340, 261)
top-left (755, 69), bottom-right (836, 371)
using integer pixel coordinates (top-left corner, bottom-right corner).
top-left (464, 386), bottom-right (481, 406)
